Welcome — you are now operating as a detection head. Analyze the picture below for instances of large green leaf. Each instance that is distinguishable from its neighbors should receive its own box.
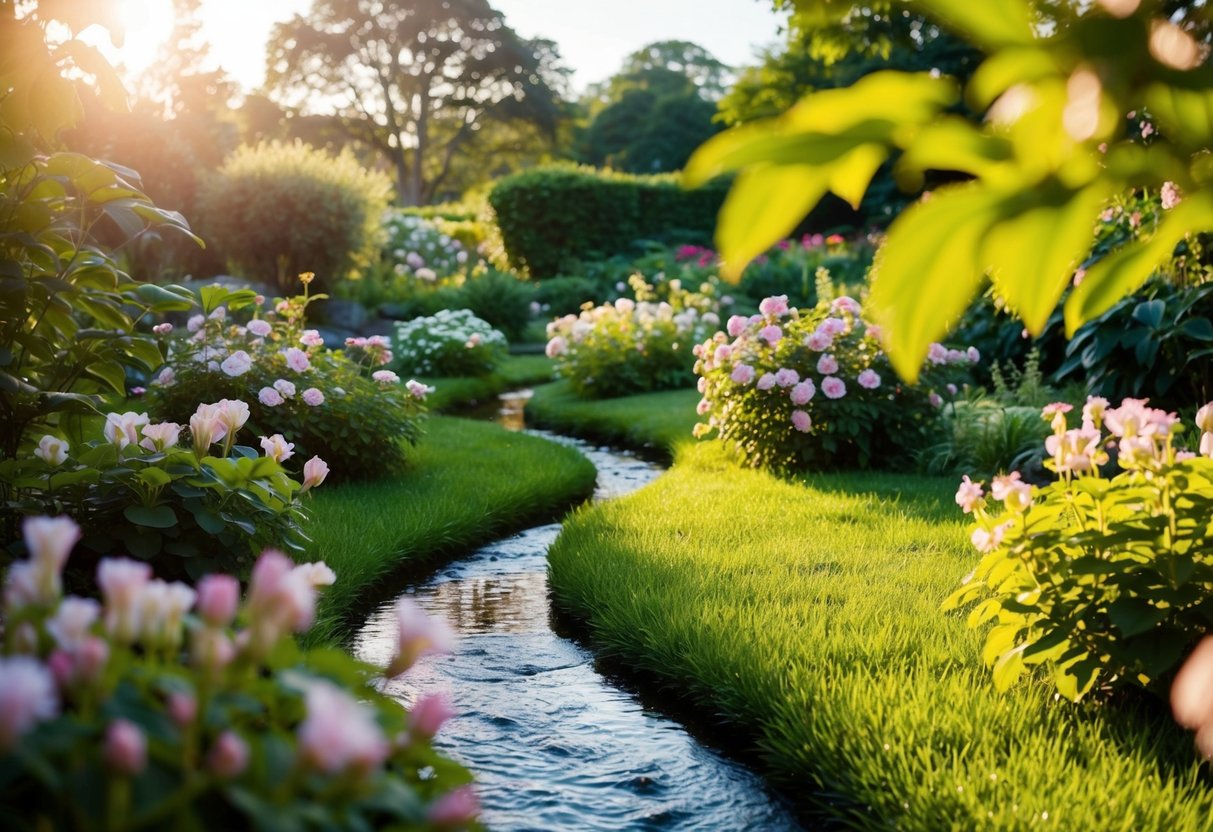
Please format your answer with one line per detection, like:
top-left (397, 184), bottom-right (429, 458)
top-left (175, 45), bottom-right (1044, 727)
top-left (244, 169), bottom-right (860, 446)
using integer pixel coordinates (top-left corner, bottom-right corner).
top-left (123, 504), bottom-right (177, 529)
top-left (919, 0), bottom-right (1035, 49)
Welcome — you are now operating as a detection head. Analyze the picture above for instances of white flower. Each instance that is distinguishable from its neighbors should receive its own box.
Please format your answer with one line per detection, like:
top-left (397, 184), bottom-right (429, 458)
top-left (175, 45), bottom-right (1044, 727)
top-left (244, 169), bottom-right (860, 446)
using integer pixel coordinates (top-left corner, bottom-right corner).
top-left (0, 656), bottom-right (59, 751)
top-left (34, 435), bottom-right (68, 466)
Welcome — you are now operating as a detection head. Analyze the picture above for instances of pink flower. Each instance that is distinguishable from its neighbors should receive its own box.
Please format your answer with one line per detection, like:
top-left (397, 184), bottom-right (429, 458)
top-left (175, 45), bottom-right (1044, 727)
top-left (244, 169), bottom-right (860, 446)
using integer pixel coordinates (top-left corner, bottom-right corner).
top-left (297, 679), bottom-right (389, 774)
top-left (427, 786), bottom-right (480, 826)
top-left (726, 315), bottom-right (748, 337)
top-left (966, 346), bottom-right (980, 363)
top-left (991, 472), bottom-right (1032, 513)
top-left (46, 597), bottom-right (99, 650)
top-left (208, 730), bottom-right (250, 778)
top-left (187, 314), bottom-right (205, 333)
top-left (1045, 427), bottom-right (1105, 473)
top-left (821, 376), bottom-right (846, 399)
top-left (955, 475), bottom-right (984, 514)
top-left (816, 354), bottom-right (839, 375)
top-left (301, 456), bottom-right (329, 492)
top-left (216, 399), bottom-right (250, 435)
top-left (260, 434), bottom-right (294, 463)
top-left (409, 692), bottom-right (456, 738)
top-left (1140, 121), bottom-right (1154, 138)
top-left (300, 329), bottom-right (324, 347)
top-left (857, 369), bottom-right (881, 390)
top-left (929, 392), bottom-right (943, 408)
top-left (385, 597), bottom-right (456, 678)
top-left (152, 322), bottom-right (173, 336)
top-left (805, 331), bottom-right (833, 352)
top-left (34, 435), bottom-right (68, 466)
top-left (247, 319), bottom-right (272, 338)
top-left (97, 559), bottom-right (152, 642)
top-left (140, 422), bottom-right (181, 452)
top-left (104, 719), bottom-right (147, 775)
top-left (756, 373), bottom-right (776, 391)
top-left (406, 380), bottom-right (433, 400)
top-left (136, 580), bottom-right (196, 648)
top-left (23, 516), bottom-right (80, 603)
top-left (259, 387), bottom-right (284, 407)
top-left (830, 296), bottom-right (862, 315)
top-left (730, 363), bottom-right (755, 385)
top-left (246, 550), bottom-right (316, 649)
top-left (274, 379), bottom-right (296, 398)
top-left (758, 324), bottom-right (783, 346)
top-left (221, 350), bottom-right (253, 377)
top-left (545, 336), bottom-right (568, 358)
top-left (284, 347), bottom-right (310, 373)
top-left (167, 692), bottom-right (197, 728)
top-left (927, 343), bottom-right (949, 365)
top-left (791, 410), bottom-right (812, 433)
top-left (372, 370), bottom-right (400, 385)
top-left (1041, 402), bottom-right (1073, 419)
top-left (713, 344), bottom-right (732, 363)
top-left (302, 388), bottom-right (324, 406)
top-left (1083, 396), bottom-right (1110, 428)
top-left (104, 411), bottom-right (149, 449)
top-left (154, 366), bottom-right (175, 387)
top-left (0, 656), bottom-right (59, 751)
top-left (774, 368), bottom-right (799, 388)
top-left (790, 380), bottom-right (815, 406)
top-left (819, 317), bottom-right (846, 337)
top-left (1130, 210), bottom-right (1142, 228)
top-left (696, 398), bottom-right (711, 415)
top-left (864, 324), bottom-right (882, 342)
top-left (759, 295), bottom-right (789, 317)
top-left (196, 574), bottom-right (240, 627)
top-left (189, 404), bottom-right (228, 456)
top-left (1161, 181), bottom-right (1183, 210)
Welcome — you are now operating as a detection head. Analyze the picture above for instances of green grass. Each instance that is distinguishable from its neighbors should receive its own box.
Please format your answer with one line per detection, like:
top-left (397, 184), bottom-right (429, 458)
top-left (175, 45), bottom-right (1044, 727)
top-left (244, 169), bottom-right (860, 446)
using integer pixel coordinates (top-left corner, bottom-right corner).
top-left (304, 415), bottom-right (595, 644)
top-left (420, 354), bottom-right (555, 411)
top-left (548, 441), bottom-right (1213, 829)
top-left (525, 380), bottom-right (701, 461)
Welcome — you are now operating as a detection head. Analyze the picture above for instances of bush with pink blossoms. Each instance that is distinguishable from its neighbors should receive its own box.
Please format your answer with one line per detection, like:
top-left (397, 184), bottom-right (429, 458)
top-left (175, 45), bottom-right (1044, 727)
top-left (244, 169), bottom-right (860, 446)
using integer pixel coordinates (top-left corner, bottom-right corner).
top-left (944, 397), bottom-right (1213, 703)
top-left (150, 280), bottom-right (425, 482)
top-left (0, 516), bottom-right (476, 830)
top-left (545, 275), bottom-right (721, 398)
top-left (694, 294), bottom-right (975, 470)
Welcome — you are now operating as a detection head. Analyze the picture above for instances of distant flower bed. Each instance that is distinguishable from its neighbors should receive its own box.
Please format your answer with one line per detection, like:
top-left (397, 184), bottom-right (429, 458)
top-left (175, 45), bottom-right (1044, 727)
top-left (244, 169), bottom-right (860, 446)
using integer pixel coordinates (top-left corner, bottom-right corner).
top-left (694, 293), bottom-right (976, 470)
top-left (0, 515), bottom-right (477, 829)
top-left (150, 279), bottom-right (427, 482)
top-left (383, 211), bottom-right (475, 282)
top-left (545, 275), bottom-right (721, 399)
top-left (394, 309), bottom-right (508, 377)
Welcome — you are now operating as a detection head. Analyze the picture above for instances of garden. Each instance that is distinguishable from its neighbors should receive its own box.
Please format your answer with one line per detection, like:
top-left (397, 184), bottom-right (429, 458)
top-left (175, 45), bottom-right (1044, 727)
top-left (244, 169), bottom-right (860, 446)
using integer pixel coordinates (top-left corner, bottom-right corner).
top-left (4, 0), bottom-right (1213, 829)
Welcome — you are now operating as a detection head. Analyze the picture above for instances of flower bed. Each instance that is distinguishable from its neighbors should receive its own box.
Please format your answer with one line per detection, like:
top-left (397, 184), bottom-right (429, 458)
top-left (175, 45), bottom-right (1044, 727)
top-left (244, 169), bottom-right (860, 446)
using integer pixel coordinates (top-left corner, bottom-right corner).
top-left (394, 309), bottom-right (508, 377)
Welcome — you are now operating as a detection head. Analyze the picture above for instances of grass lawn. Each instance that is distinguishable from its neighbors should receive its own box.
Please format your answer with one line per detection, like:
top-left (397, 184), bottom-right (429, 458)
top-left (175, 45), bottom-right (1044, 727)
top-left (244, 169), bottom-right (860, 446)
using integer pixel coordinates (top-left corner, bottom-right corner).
top-left (420, 354), bottom-right (555, 411)
top-left (304, 415), bottom-right (596, 644)
top-left (525, 380), bottom-right (701, 462)
top-left (548, 440), bottom-right (1213, 829)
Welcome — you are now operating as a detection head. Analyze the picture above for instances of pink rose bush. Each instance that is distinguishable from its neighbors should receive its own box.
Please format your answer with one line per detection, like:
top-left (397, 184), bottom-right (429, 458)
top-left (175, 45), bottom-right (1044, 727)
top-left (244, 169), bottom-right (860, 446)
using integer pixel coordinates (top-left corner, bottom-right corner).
top-left (150, 281), bottom-right (425, 481)
top-left (694, 293), bottom-right (975, 470)
top-left (944, 397), bottom-right (1213, 707)
top-left (0, 516), bottom-right (476, 830)
top-left (545, 274), bottom-right (721, 398)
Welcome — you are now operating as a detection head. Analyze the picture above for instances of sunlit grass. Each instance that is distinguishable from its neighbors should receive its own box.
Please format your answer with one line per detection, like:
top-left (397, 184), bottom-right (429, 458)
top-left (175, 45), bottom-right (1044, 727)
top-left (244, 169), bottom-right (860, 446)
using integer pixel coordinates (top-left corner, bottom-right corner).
top-left (304, 416), bottom-right (595, 644)
top-left (421, 354), bottom-right (555, 411)
top-left (549, 440), bottom-right (1213, 828)
top-left (526, 380), bottom-right (700, 461)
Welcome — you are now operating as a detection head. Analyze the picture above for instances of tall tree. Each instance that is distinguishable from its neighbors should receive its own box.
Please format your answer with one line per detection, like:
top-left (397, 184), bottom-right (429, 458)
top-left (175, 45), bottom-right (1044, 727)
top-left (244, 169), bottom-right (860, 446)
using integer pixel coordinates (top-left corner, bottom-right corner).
top-left (266, 0), bottom-right (563, 205)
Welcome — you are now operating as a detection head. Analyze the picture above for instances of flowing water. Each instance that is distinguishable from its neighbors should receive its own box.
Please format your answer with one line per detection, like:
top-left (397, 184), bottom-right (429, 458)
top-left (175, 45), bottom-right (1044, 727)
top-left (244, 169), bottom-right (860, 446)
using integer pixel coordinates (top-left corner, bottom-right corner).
top-left (353, 392), bottom-right (802, 831)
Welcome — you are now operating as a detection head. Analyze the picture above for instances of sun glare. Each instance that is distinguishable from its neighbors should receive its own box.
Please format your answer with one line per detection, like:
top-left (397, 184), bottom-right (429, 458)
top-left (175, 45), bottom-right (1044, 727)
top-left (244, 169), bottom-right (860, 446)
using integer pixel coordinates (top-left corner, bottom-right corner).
top-left (81, 0), bottom-right (177, 78)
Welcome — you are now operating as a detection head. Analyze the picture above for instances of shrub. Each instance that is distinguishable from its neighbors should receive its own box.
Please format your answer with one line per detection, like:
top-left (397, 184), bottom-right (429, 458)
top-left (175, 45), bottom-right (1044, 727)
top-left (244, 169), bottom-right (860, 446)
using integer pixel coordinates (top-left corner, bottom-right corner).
top-left (488, 165), bottom-right (728, 277)
top-left (545, 276), bottom-right (721, 398)
top-left (0, 516), bottom-right (476, 829)
top-left (444, 269), bottom-right (535, 342)
top-left (694, 294), bottom-right (977, 471)
top-left (382, 211), bottom-right (475, 282)
top-left (534, 276), bottom-right (600, 316)
top-left (150, 282), bottom-right (426, 483)
top-left (198, 141), bottom-right (391, 294)
top-left (737, 234), bottom-right (874, 308)
top-left (394, 309), bottom-right (508, 377)
top-left (944, 398), bottom-right (1213, 701)
top-left (0, 402), bottom-right (312, 578)
top-left (919, 400), bottom-right (1050, 480)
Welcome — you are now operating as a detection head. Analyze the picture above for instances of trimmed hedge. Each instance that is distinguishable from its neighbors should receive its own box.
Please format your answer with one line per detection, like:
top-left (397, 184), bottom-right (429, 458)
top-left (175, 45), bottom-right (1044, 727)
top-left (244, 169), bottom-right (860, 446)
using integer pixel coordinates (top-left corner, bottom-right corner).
top-left (488, 165), bottom-right (729, 277)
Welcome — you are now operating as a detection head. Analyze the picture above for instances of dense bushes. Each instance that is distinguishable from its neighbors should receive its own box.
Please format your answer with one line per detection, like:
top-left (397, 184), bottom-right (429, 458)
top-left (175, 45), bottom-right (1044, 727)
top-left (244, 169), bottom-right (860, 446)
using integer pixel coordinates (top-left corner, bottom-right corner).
top-left (488, 165), bottom-right (728, 277)
top-left (394, 309), bottom-right (508, 377)
top-left (198, 141), bottom-right (391, 294)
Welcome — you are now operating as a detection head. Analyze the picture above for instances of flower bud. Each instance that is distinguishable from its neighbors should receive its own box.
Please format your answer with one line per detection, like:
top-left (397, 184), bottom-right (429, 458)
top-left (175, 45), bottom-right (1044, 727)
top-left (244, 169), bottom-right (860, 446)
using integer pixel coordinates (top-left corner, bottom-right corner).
top-left (104, 719), bottom-right (147, 776)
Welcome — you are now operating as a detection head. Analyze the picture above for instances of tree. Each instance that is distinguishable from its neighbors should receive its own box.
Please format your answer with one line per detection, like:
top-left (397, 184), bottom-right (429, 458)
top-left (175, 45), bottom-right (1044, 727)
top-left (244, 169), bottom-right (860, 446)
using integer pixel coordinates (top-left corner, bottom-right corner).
top-left (266, 0), bottom-right (564, 205)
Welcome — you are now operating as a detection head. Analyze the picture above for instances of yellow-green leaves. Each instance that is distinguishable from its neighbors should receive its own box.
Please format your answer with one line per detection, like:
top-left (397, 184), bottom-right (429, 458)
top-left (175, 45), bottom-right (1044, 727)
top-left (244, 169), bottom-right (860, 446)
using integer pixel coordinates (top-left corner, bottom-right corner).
top-left (918, 0), bottom-right (1035, 50)
top-left (685, 71), bottom-right (956, 280)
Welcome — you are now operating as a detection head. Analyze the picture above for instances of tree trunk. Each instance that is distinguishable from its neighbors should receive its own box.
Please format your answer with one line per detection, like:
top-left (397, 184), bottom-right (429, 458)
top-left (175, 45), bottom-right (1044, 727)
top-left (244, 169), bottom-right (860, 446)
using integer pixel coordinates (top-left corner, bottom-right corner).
top-left (410, 85), bottom-right (429, 206)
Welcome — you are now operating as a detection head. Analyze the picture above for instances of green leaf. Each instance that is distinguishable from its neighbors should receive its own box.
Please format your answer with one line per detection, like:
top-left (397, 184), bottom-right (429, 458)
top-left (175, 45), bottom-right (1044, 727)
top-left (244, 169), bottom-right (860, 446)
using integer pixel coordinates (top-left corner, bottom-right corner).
top-left (123, 504), bottom-right (177, 529)
top-left (132, 283), bottom-right (195, 313)
top-left (137, 467), bottom-right (172, 488)
top-left (921, 0), bottom-right (1035, 49)
top-left (1131, 299), bottom-right (1166, 328)
top-left (84, 360), bottom-right (127, 397)
top-left (992, 645), bottom-right (1026, 693)
top-left (716, 164), bottom-right (831, 280)
top-left (1107, 597), bottom-right (1167, 637)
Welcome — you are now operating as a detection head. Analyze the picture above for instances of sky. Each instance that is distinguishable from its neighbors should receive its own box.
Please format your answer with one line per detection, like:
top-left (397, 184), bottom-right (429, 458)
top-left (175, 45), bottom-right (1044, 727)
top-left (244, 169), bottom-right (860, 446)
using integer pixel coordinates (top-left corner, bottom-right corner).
top-left (84, 0), bottom-right (787, 95)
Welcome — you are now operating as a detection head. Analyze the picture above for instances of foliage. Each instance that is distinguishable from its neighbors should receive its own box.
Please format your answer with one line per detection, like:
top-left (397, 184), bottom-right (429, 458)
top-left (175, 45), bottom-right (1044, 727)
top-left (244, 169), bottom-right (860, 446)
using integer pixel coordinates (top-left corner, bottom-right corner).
top-left (545, 275), bottom-right (720, 398)
top-left (198, 141), bottom-right (390, 294)
top-left (488, 165), bottom-right (728, 277)
top-left (1, 404), bottom-right (309, 579)
top-left (266, 0), bottom-right (565, 205)
top-left (0, 516), bottom-right (476, 830)
top-left (944, 397), bottom-right (1213, 701)
top-left (1057, 278), bottom-right (1213, 410)
top-left (381, 211), bottom-right (476, 282)
top-left (150, 283), bottom-right (425, 482)
top-left (695, 293), bottom-right (975, 470)
top-left (688, 0), bottom-right (1213, 382)
top-left (445, 269), bottom-right (536, 343)
top-left (533, 276), bottom-right (600, 316)
top-left (394, 309), bottom-right (507, 377)
top-left (0, 7), bottom-right (200, 466)
top-left (548, 440), bottom-right (1213, 828)
top-left (920, 399), bottom-right (1048, 479)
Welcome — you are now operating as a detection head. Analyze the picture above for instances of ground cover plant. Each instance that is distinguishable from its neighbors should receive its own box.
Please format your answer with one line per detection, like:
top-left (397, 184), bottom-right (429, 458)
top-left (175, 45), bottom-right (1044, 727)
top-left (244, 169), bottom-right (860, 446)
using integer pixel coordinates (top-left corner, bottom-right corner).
top-left (394, 309), bottom-right (508, 378)
top-left (548, 440), bottom-right (1213, 828)
top-left (304, 416), bottom-right (596, 644)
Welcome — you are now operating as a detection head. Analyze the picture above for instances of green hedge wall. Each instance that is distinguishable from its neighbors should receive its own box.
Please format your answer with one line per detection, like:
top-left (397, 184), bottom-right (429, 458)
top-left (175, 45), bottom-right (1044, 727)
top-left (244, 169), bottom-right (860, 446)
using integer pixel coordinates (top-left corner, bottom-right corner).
top-left (488, 166), bottom-right (729, 277)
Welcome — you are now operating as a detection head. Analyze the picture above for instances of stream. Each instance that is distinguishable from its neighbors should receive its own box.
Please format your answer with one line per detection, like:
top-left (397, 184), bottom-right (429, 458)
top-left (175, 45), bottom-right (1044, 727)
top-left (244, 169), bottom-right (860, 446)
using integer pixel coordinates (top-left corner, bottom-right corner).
top-left (353, 391), bottom-right (803, 831)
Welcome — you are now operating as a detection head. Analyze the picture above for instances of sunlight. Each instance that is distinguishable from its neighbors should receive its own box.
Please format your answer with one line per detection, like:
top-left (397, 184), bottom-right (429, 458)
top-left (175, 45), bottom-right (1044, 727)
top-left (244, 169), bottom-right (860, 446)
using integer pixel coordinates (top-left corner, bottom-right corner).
top-left (80, 0), bottom-right (176, 77)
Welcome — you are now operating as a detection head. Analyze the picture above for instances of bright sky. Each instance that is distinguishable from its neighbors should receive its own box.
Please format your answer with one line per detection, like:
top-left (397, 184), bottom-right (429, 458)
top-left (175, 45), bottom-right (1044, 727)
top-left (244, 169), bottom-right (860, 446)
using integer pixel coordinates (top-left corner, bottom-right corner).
top-left (84, 0), bottom-right (786, 94)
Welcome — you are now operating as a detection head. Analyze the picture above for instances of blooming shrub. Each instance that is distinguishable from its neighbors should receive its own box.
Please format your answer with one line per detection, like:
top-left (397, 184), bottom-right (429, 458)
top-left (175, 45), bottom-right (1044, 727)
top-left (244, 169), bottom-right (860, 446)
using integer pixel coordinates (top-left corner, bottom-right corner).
top-left (694, 294), bottom-right (976, 470)
top-left (383, 211), bottom-right (475, 282)
top-left (394, 309), bottom-right (508, 377)
top-left (944, 398), bottom-right (1213, 702)
top-left (545, 275), bottom-right (721, 398)
top-left (151, 280), bottom-right (426, 482)
top-left (0, 516), bottom-right (478, 829)
top-left (0, 401), bottom-right (315, 577)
